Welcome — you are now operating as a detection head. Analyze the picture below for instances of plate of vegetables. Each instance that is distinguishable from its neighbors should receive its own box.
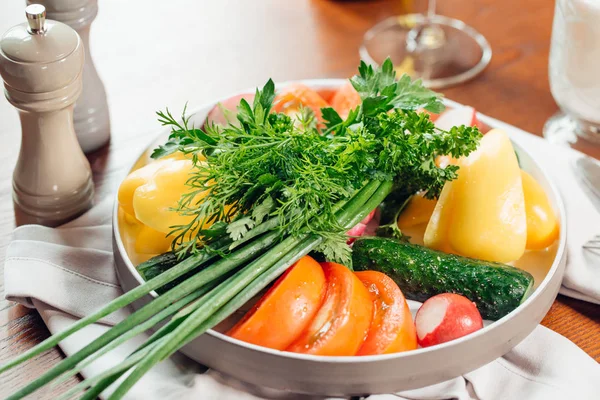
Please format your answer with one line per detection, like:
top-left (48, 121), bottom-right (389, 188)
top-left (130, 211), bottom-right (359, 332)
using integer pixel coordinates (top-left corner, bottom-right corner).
top-left (0, 60), bottom-right (561, 398)
top-left (109, 61), bottom-right (566, 397)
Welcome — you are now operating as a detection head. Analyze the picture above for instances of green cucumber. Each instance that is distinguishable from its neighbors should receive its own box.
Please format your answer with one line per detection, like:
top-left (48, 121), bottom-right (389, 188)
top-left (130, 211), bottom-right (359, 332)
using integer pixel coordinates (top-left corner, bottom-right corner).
top-left (352, 237), bottom-right (534, 320)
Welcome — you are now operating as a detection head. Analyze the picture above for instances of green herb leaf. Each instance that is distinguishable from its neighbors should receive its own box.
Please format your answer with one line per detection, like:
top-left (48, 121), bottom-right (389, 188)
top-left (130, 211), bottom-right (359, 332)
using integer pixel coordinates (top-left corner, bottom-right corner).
top-left (226, 216), bottom-right (256, 241)
top-left (252, 196), bottom-right (274, 224)
top-left (316, 235), bottom-right (352, 267)
top-left (392, 75), bottom-right (445, 114)
top-left (321, 107), bottom-right (343, 131)
top-left (198, 221), bottom-right (228, 238)
top-left (351, 58), bottom-right (445, 115)
top-left (151, 137), bottom-right (183, 159)
top-left (259, 79), bottom-right (276, 115)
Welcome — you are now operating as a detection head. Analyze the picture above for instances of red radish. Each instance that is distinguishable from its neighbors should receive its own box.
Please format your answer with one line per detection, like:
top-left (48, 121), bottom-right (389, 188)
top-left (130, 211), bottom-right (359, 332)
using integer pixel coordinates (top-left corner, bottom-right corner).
top-left (434, 106), bottom-right (482, 131)
top-left (205, 93), bottom-right (255, 127)
top-left (346, 209), bottom-right (377, 244)
top-left (415, 293), bottom-right (483, 347)
top-left (362, 208), bottom-right (381, 237)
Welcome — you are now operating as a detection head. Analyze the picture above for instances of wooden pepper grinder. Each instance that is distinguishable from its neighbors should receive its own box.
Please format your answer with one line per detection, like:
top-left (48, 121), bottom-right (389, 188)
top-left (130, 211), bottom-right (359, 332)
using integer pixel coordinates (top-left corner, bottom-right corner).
top-left (0, 4), bottom-right (94, 227)
top-left (26, 0), bottom-right (110, 153)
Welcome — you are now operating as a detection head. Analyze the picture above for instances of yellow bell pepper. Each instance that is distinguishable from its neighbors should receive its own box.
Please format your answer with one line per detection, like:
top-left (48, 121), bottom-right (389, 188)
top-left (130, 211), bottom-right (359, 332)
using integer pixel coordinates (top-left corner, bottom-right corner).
top-left (397, 192), bottom-right (437, 230)
top-left (118, 159), bottom-right (168, 217)
top-left (424, 129), bottom-right (527, 262)
top-left (135, 224), bottom-right (173, 255)
top-left (521, 170), bottom-right (559, 250)
top-left (421, 179), bottom-right (456, 254)
top-left (118, 157), bottom-right (199, 233)
top-left (134, 159), bottom-right (198, 234)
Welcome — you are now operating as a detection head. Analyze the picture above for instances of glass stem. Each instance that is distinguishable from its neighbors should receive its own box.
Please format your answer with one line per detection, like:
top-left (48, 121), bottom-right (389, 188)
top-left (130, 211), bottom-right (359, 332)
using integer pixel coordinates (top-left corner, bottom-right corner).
top-left (428, 0), bottom-right (437, 19)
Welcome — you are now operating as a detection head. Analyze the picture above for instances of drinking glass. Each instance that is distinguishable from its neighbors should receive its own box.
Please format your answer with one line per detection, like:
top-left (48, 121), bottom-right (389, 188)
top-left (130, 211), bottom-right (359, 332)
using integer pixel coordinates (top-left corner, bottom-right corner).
top-left (544, 0), bottom-right (600, 146)
top-left (359, 0), bottom-right (492, 89)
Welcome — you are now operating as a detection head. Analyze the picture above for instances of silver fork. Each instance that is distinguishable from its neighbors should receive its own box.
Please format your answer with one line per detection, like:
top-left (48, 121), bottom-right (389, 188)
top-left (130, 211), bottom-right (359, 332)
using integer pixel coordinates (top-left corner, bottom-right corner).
top-left (573, 156), bottom-right (600, 249)
top-left (583, 234), bottom-right (600, 250)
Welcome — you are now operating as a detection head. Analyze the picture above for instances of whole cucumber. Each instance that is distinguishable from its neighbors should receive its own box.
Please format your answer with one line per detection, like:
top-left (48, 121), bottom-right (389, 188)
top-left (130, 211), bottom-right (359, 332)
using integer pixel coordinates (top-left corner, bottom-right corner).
top-left (352, 237), bottom-right (534, 320)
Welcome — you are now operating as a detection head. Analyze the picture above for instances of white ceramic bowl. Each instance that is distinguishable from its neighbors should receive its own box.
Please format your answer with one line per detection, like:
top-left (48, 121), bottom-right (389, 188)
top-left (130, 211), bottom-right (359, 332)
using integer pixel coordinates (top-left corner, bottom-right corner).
top-left (113, 79), bottom-right (567, 396)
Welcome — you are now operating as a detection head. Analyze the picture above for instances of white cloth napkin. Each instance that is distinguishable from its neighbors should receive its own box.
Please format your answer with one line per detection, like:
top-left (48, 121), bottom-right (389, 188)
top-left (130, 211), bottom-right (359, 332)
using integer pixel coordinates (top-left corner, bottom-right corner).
top-left (4, 115), bottom-right (600, 399)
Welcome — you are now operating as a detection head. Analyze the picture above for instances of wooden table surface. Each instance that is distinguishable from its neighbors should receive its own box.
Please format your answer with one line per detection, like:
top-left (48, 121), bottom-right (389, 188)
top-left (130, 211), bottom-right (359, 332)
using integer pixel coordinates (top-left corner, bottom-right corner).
top-left (0, 0), bottom-right (599, 397)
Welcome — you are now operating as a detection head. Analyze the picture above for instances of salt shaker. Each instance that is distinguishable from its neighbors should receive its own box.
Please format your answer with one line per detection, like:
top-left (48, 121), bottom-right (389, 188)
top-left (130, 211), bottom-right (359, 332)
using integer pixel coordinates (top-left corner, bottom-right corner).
top-left (26, 0), bottom-right (110, 153)
top-left (0, 4), bottom-right (94, 227)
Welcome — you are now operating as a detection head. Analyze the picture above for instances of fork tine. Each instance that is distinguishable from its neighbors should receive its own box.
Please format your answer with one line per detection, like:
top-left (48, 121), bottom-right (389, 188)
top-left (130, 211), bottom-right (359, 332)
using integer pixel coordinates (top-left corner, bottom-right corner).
top-left (583, 239), bottom-right (600, 249)
top-left (583, 234), bottom-right (600, 249)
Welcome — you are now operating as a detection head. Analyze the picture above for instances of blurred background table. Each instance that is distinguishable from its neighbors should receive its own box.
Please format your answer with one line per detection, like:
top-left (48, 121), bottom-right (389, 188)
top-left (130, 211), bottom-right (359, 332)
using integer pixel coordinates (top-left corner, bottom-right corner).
top-left (0, 0), bottom-right (598, 397)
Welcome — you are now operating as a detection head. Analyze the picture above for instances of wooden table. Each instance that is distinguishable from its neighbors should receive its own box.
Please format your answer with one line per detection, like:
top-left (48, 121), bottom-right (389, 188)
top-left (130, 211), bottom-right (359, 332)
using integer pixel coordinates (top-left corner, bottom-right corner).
top-left (0, 0), bottom-right (598, 397)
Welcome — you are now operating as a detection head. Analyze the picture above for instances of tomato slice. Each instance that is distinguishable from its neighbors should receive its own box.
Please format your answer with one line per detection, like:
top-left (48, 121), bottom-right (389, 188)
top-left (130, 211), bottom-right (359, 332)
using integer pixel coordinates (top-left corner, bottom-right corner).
top-left (286, 262), bottom-right (373, 356)
top-left (227, 256), bottom-right (326, 350)
top-left (273, 83), bottom-right (329, 123)
top-left (355, 271), bottom-right (417, 355)
top-left (330, 82), bottom-right (361, 119)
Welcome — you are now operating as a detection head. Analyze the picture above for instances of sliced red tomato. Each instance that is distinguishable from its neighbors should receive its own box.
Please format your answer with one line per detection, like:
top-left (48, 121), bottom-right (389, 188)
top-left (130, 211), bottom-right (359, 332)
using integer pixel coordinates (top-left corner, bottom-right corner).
top-left (273, 83), bottom-right (329, 123)
top-left (330, 82), bottom-right (361, 119)
top-left (227, 256), bottom-right (326, 350)
top-left (355, 271), bottom-right (417, 355)
top-left (317, 88), bottom-right (338, 104)
top-left (286, 262), bottom-right (373, 356)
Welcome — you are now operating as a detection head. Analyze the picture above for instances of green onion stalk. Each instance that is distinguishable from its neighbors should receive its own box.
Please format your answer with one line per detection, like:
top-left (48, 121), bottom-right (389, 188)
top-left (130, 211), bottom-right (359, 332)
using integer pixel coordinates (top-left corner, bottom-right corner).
top-left (2, 179), bottom-right (393, 400)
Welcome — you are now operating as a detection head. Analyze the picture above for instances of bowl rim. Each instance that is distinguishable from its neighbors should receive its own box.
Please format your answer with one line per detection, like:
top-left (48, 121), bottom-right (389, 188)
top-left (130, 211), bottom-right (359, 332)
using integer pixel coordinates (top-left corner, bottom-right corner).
top-left (112, 78), bottom-right (568, 363)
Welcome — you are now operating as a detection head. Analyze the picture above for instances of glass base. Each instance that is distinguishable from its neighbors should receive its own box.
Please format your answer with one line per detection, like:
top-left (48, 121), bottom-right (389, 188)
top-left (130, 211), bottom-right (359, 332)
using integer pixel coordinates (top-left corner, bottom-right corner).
top-left (543, 112), bottom-right (600, 147)
top-left (360, 14), bottom-right (492, 89)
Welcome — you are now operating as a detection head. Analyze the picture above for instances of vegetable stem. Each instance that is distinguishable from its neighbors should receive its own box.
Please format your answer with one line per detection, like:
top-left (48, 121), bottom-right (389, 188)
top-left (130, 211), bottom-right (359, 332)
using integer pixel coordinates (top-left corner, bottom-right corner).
top-left (0, 251), bottom-right (211, 374)
top-left (52, 278), bottom-right (222, 390)
top-left (5, 231), bottom-right (279, 400)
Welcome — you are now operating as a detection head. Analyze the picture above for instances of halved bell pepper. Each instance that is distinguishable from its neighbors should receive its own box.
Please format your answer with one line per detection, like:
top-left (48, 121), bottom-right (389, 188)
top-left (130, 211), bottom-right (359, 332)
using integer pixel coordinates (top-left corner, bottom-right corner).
top-left (397, 192), bottom-right (437, 230)
top-left (118, 157), bottom-right (199, 234)
top-left (424, 129), bottom-right (527, 262)
top-left (118, 159), bottom-right (168, 217)
top-left (521, 170), bottom-right (559, 250)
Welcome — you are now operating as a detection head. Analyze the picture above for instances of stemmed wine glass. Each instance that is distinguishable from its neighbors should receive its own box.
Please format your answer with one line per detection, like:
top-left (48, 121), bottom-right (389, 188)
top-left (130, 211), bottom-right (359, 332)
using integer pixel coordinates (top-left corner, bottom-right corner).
top-left (543, 0), bottom-right (600, 147)
top-left (360, 0), bottom-right (492, 89)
